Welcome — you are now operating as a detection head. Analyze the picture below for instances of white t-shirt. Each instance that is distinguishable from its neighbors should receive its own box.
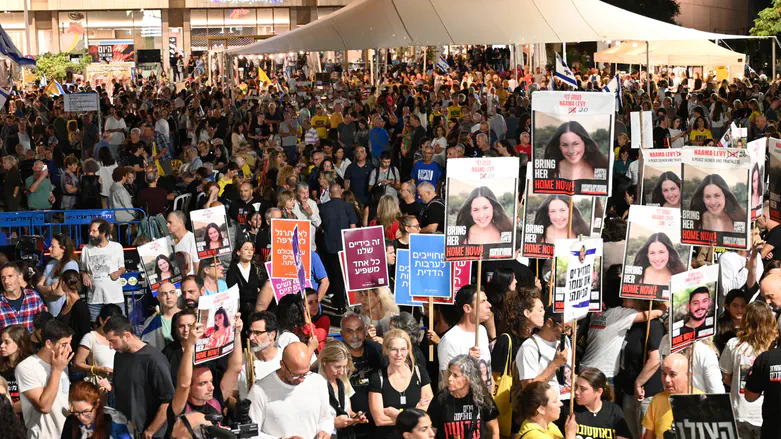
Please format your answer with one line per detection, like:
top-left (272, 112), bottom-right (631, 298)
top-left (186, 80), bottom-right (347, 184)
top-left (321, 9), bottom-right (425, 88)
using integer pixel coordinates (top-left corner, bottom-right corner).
top-left (660, 335), bottom-right (725, 394)
top-left (104, 116), bottom-right (127, 145)
top-left (515, 334), bottom-right (572, 400)
top-left (580, 307), bottom-right (638, 378)
top-left (172, 232), bottom-right (201, 275)
top-left (247, 371), bottom-right (334, 439)
top-left (237, 348), bottom-right (283, 399)
top-left (79, 331), bottom-right (116, 369)
top-left (80, 241), bottom-right (125, 304)
top-left (719, 337), bottom-right (763, 426)
top-left (437, 324), bottom-right (491, 376)
top-left (16, 354), bottom-right (70, 439)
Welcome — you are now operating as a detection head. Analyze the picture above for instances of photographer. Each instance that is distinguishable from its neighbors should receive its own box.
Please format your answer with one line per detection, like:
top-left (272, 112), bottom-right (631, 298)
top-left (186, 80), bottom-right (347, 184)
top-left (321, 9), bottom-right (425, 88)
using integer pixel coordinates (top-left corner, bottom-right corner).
top-left (168, 315), bottom-right (245, 435)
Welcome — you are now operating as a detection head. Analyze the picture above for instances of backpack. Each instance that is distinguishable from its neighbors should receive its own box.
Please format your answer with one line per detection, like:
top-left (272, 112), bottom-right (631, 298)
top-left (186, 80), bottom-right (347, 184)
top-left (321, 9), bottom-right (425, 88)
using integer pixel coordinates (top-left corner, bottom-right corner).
top-left (135, 214), bottom-right (169, 244)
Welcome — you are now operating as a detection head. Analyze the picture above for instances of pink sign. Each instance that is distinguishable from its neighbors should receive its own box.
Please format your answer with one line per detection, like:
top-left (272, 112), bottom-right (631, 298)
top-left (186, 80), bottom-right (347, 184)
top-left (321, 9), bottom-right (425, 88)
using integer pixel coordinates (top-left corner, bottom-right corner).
top-left (264, 262), bottom-right (312, 303)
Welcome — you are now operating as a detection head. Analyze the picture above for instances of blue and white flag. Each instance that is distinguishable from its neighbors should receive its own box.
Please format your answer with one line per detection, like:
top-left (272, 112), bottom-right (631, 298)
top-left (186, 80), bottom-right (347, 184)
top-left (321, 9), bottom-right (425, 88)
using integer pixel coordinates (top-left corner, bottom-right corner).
top-left (436, 54), bottom-right (450, 73)
top-left (39, 74), bottom-right (47, 88)
top-left (603, 74), bottom-right (622, 111)
top-left (0, 87), bottom-right (8, 110)
top-left (554, 53), bottom-right (578, 89)
top-left (0, 25), bottom-right (35, 67)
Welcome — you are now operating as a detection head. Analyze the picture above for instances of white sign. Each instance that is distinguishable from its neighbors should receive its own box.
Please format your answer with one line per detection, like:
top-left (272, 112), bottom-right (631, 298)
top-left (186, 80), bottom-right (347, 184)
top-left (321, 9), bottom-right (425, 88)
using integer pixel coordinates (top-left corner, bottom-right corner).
top-left (630, 111), bottom-right (653, 149)
top-left (63, 92), bottom-right (99, 113)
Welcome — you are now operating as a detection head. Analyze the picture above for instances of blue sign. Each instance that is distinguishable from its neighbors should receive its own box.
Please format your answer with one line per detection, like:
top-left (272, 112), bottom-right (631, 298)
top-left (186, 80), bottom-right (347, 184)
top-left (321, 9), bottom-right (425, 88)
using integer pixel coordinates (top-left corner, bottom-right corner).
top-left (64, 210), bottom-right (115, 225)
top-left (409, 235), bottom-right (450, 298)
top-left (0, 212), bottom-right (45, 227)
top-left (292, 225), bottom-right (307, 294)
top-left (394, 249), bottom-right (420, 307)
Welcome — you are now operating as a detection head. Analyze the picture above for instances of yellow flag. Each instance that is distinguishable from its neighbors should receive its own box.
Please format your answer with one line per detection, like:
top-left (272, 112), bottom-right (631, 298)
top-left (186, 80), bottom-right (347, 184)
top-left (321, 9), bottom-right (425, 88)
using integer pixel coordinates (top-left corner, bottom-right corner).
top-left (258, 67), bottom-right (271, 84)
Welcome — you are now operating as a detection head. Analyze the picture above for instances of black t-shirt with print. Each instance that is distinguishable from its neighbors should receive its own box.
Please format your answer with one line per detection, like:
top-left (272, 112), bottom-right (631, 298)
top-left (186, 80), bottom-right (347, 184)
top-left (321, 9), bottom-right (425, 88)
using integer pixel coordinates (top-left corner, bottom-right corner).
top-left (349, 339), bottom-right (384, 435)
top-left (368, 365), bottom-right (431, 439)
top-left (616, 319), bottom-right (664, 398)
top-left (428, 392), bottom-right (499, 439)
top-left (555, 401), bottom-right (631, 439)
top-left (745, 346), bottom-right (781, 439)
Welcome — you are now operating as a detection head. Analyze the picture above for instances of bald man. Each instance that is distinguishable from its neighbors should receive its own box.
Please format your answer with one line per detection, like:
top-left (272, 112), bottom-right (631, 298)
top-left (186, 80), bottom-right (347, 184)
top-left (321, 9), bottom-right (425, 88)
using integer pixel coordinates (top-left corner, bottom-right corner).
top-left (247, 342), bottom-right (333, 439)
top-left (642, 353), bottom-right (697, 439)
top-left (759, 275), bottom-right (781, 332)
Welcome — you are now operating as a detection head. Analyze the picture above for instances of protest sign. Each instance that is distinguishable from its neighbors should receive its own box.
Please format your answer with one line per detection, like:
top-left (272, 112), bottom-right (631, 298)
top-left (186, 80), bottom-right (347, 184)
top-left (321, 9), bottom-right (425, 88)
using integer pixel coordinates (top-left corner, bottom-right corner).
top-left (137, 237), bottom-right (181, 294)
top-left (747, 138), bottom-right (766, 221)
top-left (640, 149), bottom-right (682, 207)
top-left (191, 205), bottom-right (232, 259)
top-left (195, 285), bottom-right (239, 365)
top-left (63, 92), bottom-right (99, 113)
top-left (394, 250), bottom-right (420, 307)
top-left (444, 157), bottom-right (519, 261)
top-left (263, 262), bottom-right (312, 303)
top-left (342, 226), bottom-right (389, 290)
top-left (531, 91), bottom-right (615, 196)
top-left (411, 260), bottom-right (470, 305)
top-left (521, 188), bottom-right (598, 259)
top-left (553, 239), bottom-right (602, 321)
top-left (409, 234), bottom-right (451, 298)
top-left (630, 111), bottom-right (653, 149)
top-left (770, 138), bottom-right (781, 222)
top-left (730, 126), bottom-right (748, 148)
top-left (670, 265), bottom-right (719, 352)
top-left (669, 394), bottom-right (737, 439)
top-left (338, 251), bottom-right (362, 307)
top-left (681, 147), bottom-right (751, 249)
top-left (621, 206), bottom-right (688, 300)
top-left (270, 219), bottom-right (311, 279)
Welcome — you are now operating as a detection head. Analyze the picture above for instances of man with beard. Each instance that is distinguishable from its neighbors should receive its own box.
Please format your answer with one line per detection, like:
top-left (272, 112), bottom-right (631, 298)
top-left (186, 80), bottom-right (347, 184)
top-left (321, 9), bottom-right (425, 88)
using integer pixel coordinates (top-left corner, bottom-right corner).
top-left (678, 287), bottom-right (713, 336)
top-left (238, 311), bottom-right (282, 399)
top-left (228, 181), bottom-right (258, 228)
top-left (340, 312), bottom-right (382, 439)
top-left (80, 218), bottom-right (126, 322)
top-left (106, 315), bottom-right (175, 439)
top-left (178, 275), bottom-right (205, 309)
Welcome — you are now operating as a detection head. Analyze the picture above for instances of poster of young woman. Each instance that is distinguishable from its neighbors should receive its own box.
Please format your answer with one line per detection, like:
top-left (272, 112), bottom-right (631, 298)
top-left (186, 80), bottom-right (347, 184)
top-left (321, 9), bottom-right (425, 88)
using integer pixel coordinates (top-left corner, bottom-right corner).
top-left (521, 188), bottom-right (598, 259)
top-left (621, 206), bottom-right (688, 300)
top-left (669, 265), bottom-right (719, 353)
top-left (195, 285), bottom-right (239, 365)
top-left (444, 157), bottom-right (519, 261)
top-left (138, 237), bottom-right (181, 294)
top-left (191, 205), bottom-right (232, 259)
top-left (531, 91), bottom-right (615, 196)
top-left (747, 139), bottom-right (766, 221)
top-left (680, 147), bottom-right (751, 249)
top-left (770, 138), bottom-right (781, 222)
top-left (640, 149), bottom-right (682, 207)
top-left (552, 238), bottom-right (603, 322)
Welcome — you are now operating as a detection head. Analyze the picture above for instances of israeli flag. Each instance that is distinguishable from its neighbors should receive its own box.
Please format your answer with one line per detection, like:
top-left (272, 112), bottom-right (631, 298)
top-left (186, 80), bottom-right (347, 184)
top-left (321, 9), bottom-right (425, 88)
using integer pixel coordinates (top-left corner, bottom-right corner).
top-left (554, 53), bottom-right (578, 89)
top-left (0, 87), bottom-right (8, 110)
top-left (436, 54), bottom-right (450, 73)
top-left (603, 74), bottom-right (622, 111)
top-left (39, 74), bottom-right (47, 87)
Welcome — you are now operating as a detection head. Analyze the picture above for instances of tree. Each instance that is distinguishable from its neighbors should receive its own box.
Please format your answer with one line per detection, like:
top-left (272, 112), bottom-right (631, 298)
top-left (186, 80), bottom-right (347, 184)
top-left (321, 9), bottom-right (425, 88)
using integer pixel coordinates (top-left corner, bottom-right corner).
top-left (751, 0), bottom-right (781, 35)
top-left (35, 52), bottom-right (92, 82)
top-left (602, 0), bottom-right (680, 25)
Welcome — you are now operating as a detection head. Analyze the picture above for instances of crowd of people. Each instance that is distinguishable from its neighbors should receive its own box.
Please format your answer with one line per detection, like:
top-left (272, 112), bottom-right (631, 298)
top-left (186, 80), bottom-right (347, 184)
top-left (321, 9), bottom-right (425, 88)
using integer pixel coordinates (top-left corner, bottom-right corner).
top-left (0, 45), bottom-right (780, 439)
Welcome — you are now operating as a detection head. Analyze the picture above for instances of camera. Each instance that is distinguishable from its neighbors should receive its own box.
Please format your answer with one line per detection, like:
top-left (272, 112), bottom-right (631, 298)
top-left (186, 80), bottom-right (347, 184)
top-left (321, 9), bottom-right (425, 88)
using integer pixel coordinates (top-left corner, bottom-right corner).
top-left (202, 414), bottom-right (259, 439)
top-left (16, 235), bottom-right (44, 267)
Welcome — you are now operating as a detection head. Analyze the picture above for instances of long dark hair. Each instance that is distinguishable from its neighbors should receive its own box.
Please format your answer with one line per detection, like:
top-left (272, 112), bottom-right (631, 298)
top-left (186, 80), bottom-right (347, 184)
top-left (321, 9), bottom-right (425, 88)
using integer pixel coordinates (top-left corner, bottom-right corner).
top-left (634, 232), bottom-right (686, 278)
top-left (0, 325), bottom-right (33, 372)
top-left (275, 294), bottom-right (307, 338)
top-left (543, 121), bottom-right (609, 177)
top-left (485, 268), bottom-right (514, 324)
top-left (213, 307), bottom-right (230, 330)
top-left (456, 186), bottom-right (514, 244)
top-left (689, 174), bottom-right (747, 228)
top-left (154, 254), bottom-right (173, 279)
top-left (651, 171), bottom-right (681, 206)
top-left (0, 396), bottom-right (24, 439)
top-left (716, 289), bottom-right (746, 352)
top-left (395, 408), bottom-right (429, 437)
top-left (501, 287), bottom-right (541, 336)
top-left (205, 223), bottom-right (223, 245)
top-left (51, 233), bottom-right (76, 278)
top-left (752, 163), bottom-right (764, 200)
top-left (577, 367), bottom-right (615, 402)
top-left (533, 195), bottom-right (589, 242)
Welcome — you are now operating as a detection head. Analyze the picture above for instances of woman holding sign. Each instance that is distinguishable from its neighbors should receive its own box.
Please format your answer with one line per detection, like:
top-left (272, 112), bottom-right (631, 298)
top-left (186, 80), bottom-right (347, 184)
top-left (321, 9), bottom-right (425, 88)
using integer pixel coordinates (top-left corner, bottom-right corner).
top-left (651, 172), bottom-right (682, 209)
top-left (689, 174), bottom-right (747, 233)
top-left (543, 121), bottom-right (609, 181)
top-left (455, 186), bottom-right (514, 245)
top-left (534, 195), bottom-right (590, 243)
top-left (634, 232), bottom-right (687, 287)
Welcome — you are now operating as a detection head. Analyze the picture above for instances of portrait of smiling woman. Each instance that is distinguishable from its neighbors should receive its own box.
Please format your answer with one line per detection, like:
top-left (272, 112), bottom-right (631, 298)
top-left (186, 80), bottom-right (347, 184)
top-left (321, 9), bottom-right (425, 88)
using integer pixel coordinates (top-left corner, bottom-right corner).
top-left (651, 171), bottom-right (682, 208)
top-left (533, 195), bottom-right (590, 244)
top-left (455, 186), bottom-right (514, 245)
top-left (154, 254), bottom-right (174, 281)
top-left (634, 232), bottom-right (687, 287)
top-left (689, 174), bottom-right (747, 233)
top-left (543, 121), bottom-right (609, 181)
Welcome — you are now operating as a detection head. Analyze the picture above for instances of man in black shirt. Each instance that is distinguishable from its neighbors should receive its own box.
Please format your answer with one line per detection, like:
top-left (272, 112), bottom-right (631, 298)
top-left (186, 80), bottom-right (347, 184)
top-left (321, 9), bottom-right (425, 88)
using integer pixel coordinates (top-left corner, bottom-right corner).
top-left (345, 146), bottom-right (374, 205)
top-left (399, 181), bottom-right (423, 218)
top-left (341, 313), bottom-right (383, 439)
top-left (320, 183), bottom-right (358, 311)
top-left (228, 181), bottom-right (258, 228)
top-left (745, 344), bottom-right (781, 439)
top-left (653, 116), bottom-right (671, 149)
top-left (418, 182), bottom-right (445, 234)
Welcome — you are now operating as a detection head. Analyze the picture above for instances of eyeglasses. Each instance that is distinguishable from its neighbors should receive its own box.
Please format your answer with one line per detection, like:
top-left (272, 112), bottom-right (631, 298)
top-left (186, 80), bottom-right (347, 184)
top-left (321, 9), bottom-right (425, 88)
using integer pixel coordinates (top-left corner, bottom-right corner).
top-left (70, 406), bottom-right (95, 416)
top-left (247, 330), bottom-right (269, 337)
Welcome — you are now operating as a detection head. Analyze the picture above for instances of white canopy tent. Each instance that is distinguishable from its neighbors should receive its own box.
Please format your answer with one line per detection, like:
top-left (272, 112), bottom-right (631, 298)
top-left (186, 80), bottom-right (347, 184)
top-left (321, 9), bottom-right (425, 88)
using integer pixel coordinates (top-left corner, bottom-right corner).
top-left (593, 40), bottom-right (745, 66)
top-left (229, 0), bottom-right (759, 56)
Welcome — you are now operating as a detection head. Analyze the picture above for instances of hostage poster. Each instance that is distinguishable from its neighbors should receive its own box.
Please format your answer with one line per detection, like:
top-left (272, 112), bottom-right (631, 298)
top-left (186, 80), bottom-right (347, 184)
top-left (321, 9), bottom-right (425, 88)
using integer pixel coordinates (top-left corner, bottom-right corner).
top-left (191, 205), bottom-right (232, 259)
top-left (522, 188), bottom-right (604, 259)
top-left (747, 138), bottom-right (766, 221)
top-left (270, 219), bottom-right (311, 279)
top-left (621, 206), bottom-right (688, 300)
top-left (770, 138), bottom-right (781, 222)
top-left (444, 157), bottom-right (519, 261)
top-left (680, 147), bottom-right (751, 249)
top-left (342, 226), bottom-right (389, 290)
top-left (137, 237), bottom-right (181, 294)
top-left (531, 91), bottom-right (615, 196)
top-left (640, 149), bottom-right (682, 208)
top-left (553, 238), bottom-right (603, 323)
top-left (195, 285), bottom-right (239, 365)
top-left (670, 264), bottom-right (719, 353)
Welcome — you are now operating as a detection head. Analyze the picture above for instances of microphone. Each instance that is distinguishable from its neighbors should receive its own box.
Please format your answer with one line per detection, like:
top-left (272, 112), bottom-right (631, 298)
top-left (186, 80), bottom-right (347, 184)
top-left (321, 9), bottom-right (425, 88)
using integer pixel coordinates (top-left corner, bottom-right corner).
top-left (203, 425), bottom-right (238, 439)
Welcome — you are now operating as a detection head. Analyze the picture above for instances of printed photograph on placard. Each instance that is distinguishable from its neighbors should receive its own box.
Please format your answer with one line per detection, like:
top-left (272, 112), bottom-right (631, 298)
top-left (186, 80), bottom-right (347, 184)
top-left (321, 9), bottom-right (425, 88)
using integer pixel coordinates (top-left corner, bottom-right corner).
top-left (669, 265), bottom-right (719, 353)
top-left (621, 206), bottom-right (688, 300)
top-left (521, 188), bottom-right (594, 259)
top-left (769, 138), bottom-right (781, 222)
top-left (195, 285), bottom-right (239, 365)
top-left (137, 237), bottom-right (181, 294)
top-left (680, 147), bottom-right (750, 249)
top-left (444, 157), bottom-right (519, 261)
top-left (553, 238), bottom-right (603, 317)
top-left (747, 139), bottom-right (766, 221)
top-left (531, 91), bottom-right (615, 196)
top-left (191, 205), bottom-right (231, 259)
top-left (640, 149), bottom-right (682, 207)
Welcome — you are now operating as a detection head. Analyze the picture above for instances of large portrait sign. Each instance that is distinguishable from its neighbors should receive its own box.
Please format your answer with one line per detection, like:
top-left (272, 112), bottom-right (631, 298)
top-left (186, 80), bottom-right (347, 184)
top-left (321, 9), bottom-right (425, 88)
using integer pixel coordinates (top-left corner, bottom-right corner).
top-left (137, 237), bottom-right (181, 295)
top-left (444, 157), bottom-right (519, 261)
top-left (553, 238), bottom-right (603, 323)
top-left (747, 138), bottom-right (766, 221)
top-left (191, 206), bottom-right (232, 259)
top-left (640, 149), bottom-right (682, 207)
top-left (769, 138), bottom-right (781, 222)
top-left (621, 206), bottom-right (688, 300)
top-left (195, 285), bottom-right (239, 365)
top-left (670, 265), bottom-right (719, 353)
top-left (681, 147), bottom-right (751, 249)
top-left (531, 91), bottom-right (615, 196)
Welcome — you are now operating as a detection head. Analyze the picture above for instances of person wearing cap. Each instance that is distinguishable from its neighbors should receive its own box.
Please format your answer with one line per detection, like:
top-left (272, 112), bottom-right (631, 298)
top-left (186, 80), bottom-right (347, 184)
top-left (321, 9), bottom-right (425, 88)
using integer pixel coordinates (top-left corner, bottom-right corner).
top-left (516, 304), bottom-right (572, 400)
